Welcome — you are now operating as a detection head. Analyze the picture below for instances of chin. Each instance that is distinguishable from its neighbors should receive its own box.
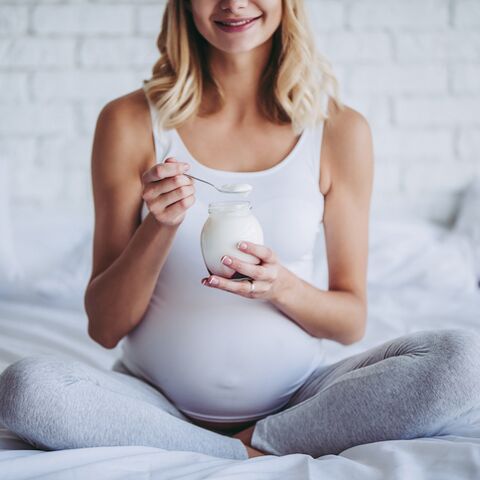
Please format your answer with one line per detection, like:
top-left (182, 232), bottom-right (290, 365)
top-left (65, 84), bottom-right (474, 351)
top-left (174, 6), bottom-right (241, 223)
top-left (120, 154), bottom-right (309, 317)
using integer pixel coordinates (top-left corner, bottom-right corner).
top-left (212, 35), bottom-right (272, 55)
top-left (221, 43), bottom-right (263, 54)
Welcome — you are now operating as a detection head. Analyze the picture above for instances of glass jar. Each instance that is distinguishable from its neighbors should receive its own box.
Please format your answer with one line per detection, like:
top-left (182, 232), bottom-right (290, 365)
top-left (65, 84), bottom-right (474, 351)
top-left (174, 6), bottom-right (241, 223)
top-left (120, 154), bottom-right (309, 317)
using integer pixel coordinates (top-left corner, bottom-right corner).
top-left (200, 200), bottom-right (264, 280)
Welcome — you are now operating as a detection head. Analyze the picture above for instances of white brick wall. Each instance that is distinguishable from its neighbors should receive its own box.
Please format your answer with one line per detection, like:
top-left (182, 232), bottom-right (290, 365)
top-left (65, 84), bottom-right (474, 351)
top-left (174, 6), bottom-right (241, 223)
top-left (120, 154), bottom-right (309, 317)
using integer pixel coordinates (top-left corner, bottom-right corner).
top-left (1, 0), bottom-right (479, 226)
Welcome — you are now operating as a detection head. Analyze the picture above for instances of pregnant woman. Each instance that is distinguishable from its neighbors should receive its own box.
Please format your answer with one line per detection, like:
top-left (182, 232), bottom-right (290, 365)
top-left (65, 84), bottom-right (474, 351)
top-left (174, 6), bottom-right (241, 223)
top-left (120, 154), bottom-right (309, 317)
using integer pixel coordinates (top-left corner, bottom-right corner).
top-left (2, 0), bottom-right (480, 461)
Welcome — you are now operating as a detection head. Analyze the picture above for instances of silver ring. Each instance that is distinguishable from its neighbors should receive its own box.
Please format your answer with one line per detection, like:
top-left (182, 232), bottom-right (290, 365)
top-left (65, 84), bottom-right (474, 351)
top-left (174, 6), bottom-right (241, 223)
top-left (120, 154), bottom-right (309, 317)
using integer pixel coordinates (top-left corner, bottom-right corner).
top-left (248, 279), bottom-right (255, 293)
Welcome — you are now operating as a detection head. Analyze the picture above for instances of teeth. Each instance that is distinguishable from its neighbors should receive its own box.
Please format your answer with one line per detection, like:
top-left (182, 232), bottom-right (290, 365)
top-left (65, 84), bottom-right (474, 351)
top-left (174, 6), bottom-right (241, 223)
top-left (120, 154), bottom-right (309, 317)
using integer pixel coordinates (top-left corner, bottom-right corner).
top-left (221, 19), bottom-right (252, 26)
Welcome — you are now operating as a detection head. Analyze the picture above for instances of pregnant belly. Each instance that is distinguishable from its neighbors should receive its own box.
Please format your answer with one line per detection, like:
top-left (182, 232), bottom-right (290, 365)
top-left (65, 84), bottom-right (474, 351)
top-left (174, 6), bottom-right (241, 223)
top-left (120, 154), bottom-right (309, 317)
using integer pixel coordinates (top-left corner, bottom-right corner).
top-left (121, 302), bottom-right (321, 422)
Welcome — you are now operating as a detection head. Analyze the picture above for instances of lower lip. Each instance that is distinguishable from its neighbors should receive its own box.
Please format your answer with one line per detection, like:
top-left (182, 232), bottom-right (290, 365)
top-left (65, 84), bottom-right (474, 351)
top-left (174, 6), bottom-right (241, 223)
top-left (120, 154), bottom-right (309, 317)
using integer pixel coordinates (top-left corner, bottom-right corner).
top-left (214, 17), bottom-right (261, 33)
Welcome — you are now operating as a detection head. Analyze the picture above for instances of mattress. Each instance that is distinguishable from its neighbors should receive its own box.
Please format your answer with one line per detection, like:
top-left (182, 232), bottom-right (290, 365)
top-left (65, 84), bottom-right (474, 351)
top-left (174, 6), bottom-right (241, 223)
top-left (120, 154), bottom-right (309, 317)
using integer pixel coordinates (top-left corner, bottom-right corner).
top-left (1, 205), bottom-right (480, 478)
top-left (1, 285), bottom-right (480, 479)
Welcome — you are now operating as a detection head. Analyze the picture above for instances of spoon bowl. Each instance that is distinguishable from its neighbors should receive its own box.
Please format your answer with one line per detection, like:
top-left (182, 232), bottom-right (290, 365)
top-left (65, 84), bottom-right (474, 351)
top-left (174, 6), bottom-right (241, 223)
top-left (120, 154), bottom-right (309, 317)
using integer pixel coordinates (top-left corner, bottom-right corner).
top-left (185, 174), bottom-right (252, 195)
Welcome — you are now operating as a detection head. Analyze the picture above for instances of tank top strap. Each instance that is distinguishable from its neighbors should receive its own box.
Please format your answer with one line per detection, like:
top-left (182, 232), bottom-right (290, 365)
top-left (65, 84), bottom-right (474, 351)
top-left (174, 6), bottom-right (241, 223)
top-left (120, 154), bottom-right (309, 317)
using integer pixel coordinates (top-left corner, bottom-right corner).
top-left (307, 93), bottom-right (329, 185)
top-left (303, 120), bottom-right (325, 188)
top-left (142, 84), bottom-right (172, 162)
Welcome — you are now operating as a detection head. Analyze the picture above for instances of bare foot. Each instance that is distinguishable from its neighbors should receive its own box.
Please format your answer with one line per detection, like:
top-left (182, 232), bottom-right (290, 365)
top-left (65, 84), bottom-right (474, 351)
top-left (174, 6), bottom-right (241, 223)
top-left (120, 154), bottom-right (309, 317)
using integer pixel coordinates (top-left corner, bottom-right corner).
top-left (232, 425), bottom-right (255, 445)
top-left (233, 425), bottom-right (269, 457)
top-left (245, 445), bottom-right (266, 458)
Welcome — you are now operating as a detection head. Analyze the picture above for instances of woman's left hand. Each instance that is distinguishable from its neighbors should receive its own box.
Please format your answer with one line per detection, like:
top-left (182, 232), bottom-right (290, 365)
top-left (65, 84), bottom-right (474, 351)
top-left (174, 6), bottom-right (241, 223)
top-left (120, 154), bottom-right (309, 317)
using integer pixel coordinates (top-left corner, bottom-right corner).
top-left (201, 241), bottom-right (286, 301)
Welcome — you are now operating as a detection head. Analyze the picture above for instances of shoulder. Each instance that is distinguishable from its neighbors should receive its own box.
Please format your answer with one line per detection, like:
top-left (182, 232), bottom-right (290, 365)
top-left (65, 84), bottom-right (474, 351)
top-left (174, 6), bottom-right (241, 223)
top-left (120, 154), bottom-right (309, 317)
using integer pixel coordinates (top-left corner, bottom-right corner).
top-left (322, 99), bottom-right (374, 196)
top-left (100, 88), bottom-right (149, 115)
top-left (325, 99), bottom-right (372, 148)
top-left (94, 88), bottom-right (153, 175)
top-left (98, 88), bottom-right (150, 139)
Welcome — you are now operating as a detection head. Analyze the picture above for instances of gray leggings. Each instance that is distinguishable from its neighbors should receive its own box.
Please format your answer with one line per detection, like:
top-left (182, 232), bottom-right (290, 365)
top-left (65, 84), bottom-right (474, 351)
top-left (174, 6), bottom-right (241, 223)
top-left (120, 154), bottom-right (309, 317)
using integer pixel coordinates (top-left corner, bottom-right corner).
top-left (1, 328), bottom-right (480, 460)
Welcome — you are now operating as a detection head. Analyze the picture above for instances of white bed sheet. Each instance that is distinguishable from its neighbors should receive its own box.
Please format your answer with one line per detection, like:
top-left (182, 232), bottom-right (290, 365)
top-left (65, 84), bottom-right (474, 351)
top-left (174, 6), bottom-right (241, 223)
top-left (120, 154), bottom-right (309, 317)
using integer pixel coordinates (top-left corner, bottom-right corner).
top-left (1, 286), bottom-right (480, 479)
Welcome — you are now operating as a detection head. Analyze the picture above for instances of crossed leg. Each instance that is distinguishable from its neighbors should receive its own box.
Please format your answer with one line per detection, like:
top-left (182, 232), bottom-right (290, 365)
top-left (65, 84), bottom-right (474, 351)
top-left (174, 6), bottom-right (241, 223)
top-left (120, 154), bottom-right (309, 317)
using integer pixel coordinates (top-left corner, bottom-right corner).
top-left (0, 354), bottom-right (248, 460)
top-left (248, 328), bottom-right (480, 457)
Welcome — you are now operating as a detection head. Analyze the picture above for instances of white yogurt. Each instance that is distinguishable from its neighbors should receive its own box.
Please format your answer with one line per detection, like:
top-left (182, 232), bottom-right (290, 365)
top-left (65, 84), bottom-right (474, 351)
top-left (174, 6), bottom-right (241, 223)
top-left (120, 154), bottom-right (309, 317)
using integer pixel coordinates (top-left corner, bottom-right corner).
top-left (220, 183), bottom-right (253, 195)
top-left (200, 200), bottom-right (264, 279)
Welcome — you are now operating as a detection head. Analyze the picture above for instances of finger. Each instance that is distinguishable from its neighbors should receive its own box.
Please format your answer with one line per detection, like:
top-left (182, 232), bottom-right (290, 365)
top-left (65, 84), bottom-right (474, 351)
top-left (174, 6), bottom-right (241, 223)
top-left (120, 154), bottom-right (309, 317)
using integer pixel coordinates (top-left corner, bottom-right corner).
top-left (141, 158), bottom-right (190, 185)
top-left (236, 241), bottom-right (277, 264)
top-left (162, 192), bottom-right (195, 217)
top-left (142, 173), bottom-right (193, 202)
top-left (201, 276), bottom-right (260, 297)
top-left (153, 184), bottom-right (195, 210)
top-left (220, 255), bottom-right (271, 281)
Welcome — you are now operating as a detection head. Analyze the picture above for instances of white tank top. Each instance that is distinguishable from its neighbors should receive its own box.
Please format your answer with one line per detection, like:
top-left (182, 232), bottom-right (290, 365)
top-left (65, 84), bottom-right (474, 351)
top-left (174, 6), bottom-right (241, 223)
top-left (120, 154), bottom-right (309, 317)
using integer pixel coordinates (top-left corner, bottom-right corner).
top-left (120, 90), bottom-right (327, 423)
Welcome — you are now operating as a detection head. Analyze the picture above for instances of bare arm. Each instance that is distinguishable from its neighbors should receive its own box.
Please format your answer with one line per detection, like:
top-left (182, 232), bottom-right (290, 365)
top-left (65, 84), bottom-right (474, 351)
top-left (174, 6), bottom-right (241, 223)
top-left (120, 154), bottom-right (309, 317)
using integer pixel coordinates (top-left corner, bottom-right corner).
top-left (84, 94), bottom-right (195, 349)
top-left (270, 106), bottom-right (374, 345)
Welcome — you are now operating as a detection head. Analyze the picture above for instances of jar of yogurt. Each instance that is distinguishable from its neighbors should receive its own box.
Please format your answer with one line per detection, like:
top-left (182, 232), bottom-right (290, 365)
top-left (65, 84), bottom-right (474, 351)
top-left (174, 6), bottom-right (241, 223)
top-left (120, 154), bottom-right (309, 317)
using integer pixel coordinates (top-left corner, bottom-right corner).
top-left (200, 200), bottom-right (264, 280)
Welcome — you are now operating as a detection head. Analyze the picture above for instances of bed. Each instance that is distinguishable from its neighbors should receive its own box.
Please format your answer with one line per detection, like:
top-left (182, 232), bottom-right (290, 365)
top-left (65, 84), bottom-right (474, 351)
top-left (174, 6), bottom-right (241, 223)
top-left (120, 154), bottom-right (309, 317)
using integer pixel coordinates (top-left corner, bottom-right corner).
top-left (1, 177), bottom-right (480, 479)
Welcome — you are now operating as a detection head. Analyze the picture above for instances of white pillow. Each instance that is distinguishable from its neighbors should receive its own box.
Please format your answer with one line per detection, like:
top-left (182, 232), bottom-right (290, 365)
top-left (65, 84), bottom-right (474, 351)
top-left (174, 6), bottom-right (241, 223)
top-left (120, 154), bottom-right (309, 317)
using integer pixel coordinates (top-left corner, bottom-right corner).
top-left (10, 205), bottom-right (90, 279)
top-left (367, 219), bottom-right (477, 292)
top-left (453, 176), bottom-right (480, 284)
top-left (34, 229), bottom-right (93, 310)
top-left (0, 159), bottom-right (21, 284)
top-left (0, 203), bottom-right (92, 310)
top-left (313, 216), bottom-right (478, 293)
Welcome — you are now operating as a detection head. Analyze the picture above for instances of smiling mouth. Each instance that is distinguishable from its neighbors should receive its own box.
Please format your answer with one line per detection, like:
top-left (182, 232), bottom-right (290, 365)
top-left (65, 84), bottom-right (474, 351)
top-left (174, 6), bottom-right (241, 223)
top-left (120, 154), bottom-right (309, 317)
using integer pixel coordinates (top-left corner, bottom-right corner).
top-left (214, 15), bottom-right (263, 27)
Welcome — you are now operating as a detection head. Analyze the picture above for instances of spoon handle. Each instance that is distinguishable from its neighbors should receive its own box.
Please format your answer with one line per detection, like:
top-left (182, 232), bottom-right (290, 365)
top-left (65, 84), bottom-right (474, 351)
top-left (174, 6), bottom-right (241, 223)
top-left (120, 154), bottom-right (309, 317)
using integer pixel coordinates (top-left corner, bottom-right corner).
top-left (184, 174), bottom-right (220, 192)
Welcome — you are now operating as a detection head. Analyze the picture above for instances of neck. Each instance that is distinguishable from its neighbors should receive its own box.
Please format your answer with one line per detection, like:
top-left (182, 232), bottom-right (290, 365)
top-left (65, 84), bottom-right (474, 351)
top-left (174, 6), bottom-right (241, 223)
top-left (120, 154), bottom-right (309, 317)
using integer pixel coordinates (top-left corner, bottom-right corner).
top-left (204, 39), bottom-right (273, 124)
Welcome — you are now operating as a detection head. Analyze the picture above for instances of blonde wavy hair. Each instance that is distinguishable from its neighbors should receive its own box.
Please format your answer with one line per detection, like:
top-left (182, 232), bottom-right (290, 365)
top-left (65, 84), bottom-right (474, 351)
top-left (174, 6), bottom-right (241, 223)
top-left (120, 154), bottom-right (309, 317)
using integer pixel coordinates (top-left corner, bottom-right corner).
top-left (143, 0), bottom-right (344, 137)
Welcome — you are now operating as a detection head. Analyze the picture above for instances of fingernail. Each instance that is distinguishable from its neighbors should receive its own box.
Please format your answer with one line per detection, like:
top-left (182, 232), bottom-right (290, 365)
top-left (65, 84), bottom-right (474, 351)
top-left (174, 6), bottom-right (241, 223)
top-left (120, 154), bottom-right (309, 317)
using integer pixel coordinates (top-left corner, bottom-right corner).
top-left (201, 279), bottom-right (207, 285)
top-left (183, 164), bottom-right (190, 170)
top-left (237, 242), bottom-right (247, 250)
top-left (209, 277), bottom-right (218, 286)
top-left (221, 255), bottom-right (232, 265)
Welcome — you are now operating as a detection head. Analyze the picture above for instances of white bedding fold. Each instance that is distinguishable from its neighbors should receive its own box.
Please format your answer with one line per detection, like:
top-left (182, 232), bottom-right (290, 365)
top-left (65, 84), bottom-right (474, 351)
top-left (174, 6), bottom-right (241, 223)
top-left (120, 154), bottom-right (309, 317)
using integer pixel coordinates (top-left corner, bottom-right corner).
top-left (1, 286), bottom-right (480, 478)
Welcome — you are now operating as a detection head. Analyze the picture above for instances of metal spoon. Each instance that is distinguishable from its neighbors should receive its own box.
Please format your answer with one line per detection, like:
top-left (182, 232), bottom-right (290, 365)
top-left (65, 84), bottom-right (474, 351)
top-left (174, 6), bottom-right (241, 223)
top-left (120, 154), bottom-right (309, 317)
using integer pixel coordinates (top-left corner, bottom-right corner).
top-left (184, 174), bottom-right (252, 195)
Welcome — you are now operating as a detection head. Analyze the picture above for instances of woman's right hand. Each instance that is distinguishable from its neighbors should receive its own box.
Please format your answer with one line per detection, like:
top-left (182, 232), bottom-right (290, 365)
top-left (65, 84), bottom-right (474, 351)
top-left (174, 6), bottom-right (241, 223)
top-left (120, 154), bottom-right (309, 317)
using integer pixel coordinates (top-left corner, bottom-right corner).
top-left (141, 157), bottom-right (196, 227)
